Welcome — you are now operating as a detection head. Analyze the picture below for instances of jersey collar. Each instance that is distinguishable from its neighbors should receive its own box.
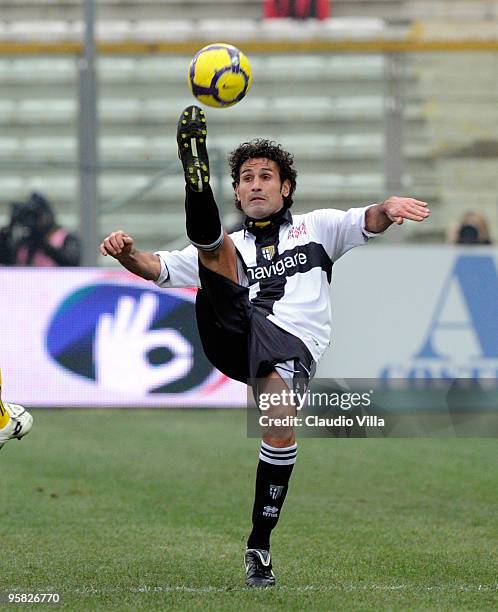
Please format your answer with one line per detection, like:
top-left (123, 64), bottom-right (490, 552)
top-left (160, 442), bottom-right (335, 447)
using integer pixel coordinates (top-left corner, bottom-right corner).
top-left (244, 207), bottom-right (293, 235)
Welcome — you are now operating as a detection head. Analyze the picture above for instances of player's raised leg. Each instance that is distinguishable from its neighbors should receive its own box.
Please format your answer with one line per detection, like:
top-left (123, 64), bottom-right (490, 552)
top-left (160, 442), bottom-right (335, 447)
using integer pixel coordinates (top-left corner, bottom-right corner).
top-left (177, 105), bottom-right (238, 283)
top-left (0, 368), bottom-right (33, 450)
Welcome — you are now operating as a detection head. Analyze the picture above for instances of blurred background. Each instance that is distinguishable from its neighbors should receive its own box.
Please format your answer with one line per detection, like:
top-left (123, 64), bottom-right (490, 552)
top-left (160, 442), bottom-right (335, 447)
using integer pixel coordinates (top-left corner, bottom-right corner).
top-left (0, 0), bottom-right (496, 260)
top-left (0, 0), bottom-right (497, 405)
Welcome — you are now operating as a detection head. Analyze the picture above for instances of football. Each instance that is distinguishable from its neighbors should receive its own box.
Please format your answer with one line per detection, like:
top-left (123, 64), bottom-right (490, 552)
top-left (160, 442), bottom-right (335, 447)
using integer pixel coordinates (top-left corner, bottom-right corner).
top-left (188, 43), bottom-right (252, 108)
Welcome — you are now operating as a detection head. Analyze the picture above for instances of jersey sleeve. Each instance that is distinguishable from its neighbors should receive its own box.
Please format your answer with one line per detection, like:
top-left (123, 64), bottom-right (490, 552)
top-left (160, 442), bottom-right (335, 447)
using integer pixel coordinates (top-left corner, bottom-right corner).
top-left (154, 244), bottom-right (200, 288)
top-left (308, 205), bottom-right (382, 262)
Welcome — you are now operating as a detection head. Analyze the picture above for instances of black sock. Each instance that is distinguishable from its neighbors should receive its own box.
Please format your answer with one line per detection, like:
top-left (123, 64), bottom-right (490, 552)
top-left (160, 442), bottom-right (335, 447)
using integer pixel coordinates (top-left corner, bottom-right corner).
top-left (247, 441), bottom-right (297, 551)
top-left (185, 184), bottom-right (223, 251)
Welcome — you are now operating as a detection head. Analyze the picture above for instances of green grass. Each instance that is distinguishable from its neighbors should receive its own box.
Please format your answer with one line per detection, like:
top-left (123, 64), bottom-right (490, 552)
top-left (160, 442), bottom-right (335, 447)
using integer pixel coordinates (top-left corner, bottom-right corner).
top-left (1, 409), bottom-right (497, 610)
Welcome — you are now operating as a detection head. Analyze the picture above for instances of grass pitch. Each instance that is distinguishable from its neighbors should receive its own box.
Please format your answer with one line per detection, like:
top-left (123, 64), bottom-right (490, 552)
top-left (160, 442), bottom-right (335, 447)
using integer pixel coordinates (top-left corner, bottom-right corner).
top-left (1, 409), bottom-right (497, 610)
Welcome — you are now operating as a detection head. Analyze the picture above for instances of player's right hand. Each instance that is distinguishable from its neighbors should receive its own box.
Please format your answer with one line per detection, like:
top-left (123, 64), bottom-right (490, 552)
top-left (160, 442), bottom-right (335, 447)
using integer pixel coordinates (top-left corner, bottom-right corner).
top-left (100, 230), bottom-right (134, 259)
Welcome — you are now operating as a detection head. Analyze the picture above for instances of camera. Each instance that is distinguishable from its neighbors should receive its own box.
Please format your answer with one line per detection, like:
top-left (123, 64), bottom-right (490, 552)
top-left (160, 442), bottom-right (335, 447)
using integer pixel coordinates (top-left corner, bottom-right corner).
top-left (7, 200), bottom-right (43, 245)
top-left (10, 200), bottom-right (41, 231)
top-left (0, 195), bottom-right (53, 264)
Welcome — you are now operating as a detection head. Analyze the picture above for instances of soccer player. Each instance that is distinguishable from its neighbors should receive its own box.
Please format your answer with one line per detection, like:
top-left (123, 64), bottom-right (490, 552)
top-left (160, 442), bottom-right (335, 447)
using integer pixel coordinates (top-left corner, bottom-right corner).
top-left (0, 368), bottom-right (33, 450)
top-left (100, 105), bottom-right (430, 587)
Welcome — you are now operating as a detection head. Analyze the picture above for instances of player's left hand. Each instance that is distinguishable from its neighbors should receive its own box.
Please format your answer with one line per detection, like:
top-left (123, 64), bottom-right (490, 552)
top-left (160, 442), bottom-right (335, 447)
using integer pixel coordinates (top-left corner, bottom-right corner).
top-left (381, 196), bottom-right (431, 225)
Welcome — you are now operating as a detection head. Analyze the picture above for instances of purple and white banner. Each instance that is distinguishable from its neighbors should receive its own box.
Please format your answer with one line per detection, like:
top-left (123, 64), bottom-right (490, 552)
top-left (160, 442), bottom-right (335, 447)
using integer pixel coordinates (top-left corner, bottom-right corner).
top-left (0, 268), bottom-right (245, 406)
top-left (318, 246), bottom-right (498, 380)
top-left (1, 247), bottom-right (497, 407)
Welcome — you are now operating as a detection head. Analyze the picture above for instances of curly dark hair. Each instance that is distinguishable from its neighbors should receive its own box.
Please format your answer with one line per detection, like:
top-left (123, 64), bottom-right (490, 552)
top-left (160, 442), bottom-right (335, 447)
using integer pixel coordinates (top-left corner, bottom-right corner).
top-left (228, 138), bottom-right (297, 210)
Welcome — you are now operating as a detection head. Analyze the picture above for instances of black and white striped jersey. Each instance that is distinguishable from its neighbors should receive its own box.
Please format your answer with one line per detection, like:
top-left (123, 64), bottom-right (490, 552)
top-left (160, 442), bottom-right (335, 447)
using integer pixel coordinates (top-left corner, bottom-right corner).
top-left (155, 206), bottom-right (379, 363)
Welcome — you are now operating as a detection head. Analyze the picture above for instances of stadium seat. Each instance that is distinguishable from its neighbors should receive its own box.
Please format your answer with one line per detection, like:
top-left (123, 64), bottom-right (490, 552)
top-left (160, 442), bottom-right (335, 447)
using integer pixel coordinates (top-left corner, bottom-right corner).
top-left (132, 20), bottom-right (196, 42)
top-left (197, 19), bottom-right (258, 40)
top-left (319, 17), bottom-right (386, 38)
top-left (3, 21), bottom-right (79, 41)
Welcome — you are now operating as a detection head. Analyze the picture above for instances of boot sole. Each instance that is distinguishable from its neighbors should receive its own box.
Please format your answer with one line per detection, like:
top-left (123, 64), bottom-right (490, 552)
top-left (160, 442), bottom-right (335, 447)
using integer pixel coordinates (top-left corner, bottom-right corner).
top-left (177, 105), bottom-right (209, 192)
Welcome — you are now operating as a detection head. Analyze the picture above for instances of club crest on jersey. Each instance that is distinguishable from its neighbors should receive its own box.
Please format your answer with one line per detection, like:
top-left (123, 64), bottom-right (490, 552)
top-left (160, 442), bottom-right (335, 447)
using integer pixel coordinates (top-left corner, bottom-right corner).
top-left (261, 245), bottom-right (276, 261)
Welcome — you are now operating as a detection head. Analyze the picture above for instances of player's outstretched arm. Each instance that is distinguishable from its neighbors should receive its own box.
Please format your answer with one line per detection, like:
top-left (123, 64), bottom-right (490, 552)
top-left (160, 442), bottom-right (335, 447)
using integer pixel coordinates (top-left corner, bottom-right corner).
top-left (99, 230), bottom-right (160, 281)
top-left (365, 196), bottom-right (431, 233)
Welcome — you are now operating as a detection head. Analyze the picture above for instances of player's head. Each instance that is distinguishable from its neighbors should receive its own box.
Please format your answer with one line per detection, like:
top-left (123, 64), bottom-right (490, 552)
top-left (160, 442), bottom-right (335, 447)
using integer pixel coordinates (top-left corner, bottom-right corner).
top-left (229, 139), bottom-right (297, 218)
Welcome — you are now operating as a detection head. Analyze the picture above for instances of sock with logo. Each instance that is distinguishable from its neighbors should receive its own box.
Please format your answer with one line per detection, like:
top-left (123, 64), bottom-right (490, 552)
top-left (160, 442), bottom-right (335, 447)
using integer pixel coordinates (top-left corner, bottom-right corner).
top-left (0, 370), bottom-right (10, 429)
top-left (185, 184), bottom-right (223, 251)
top-left (246, 441), bottom-right (297, 551)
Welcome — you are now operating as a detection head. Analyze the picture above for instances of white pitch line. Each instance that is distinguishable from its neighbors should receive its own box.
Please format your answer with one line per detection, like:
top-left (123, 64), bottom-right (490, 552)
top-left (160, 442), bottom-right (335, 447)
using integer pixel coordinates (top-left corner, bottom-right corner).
top-left (18, 583), bottom-right (496, 595)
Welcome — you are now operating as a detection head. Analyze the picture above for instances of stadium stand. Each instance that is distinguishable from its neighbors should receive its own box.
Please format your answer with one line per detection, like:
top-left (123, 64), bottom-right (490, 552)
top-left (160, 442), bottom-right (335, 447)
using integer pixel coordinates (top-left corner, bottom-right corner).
top-left (0, 1), bottom-right (497, 23)
top-left (0, 0), bottom-right (496, 250)
top-left (0, 51), bottom-right (429, 249)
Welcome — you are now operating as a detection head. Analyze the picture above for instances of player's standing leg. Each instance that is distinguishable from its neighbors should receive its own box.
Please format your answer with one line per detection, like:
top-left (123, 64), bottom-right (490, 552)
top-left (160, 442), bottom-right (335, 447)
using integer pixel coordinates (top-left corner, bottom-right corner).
top-left (245, 370), bottom-right (300, 587)
top-left (0, 368), bottom-right (33, 450)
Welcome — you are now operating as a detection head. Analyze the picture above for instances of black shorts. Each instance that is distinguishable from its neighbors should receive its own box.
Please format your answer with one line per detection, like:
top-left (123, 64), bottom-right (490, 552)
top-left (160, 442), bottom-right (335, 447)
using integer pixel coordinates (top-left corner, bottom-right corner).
top-left (195, 259), bottom-right (315, 394)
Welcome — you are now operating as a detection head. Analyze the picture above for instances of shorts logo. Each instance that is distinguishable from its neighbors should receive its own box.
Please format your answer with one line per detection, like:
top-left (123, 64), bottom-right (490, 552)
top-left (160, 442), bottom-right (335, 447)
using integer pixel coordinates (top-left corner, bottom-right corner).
top-left (261, 245), bottom-right (276, 261)
top-left (263, 505), bottom-right (279, 518)
top-left (269, 484), bottom-right (284, 500)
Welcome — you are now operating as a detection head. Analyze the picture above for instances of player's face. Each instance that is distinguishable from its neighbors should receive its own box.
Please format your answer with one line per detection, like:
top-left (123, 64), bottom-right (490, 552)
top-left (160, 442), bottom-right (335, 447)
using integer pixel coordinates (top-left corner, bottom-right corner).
top-left (235, 158), bottom-right (290, 219)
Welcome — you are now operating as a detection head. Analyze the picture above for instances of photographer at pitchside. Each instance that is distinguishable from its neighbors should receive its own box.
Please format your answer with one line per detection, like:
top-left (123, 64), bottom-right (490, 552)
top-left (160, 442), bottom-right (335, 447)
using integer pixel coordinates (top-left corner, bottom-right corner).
top-left (0, 192), bottom-right (81, 267)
